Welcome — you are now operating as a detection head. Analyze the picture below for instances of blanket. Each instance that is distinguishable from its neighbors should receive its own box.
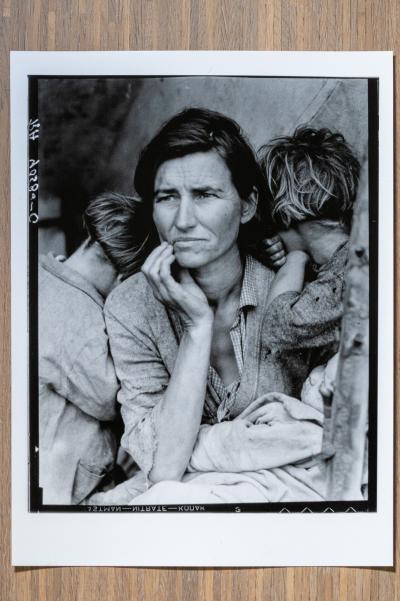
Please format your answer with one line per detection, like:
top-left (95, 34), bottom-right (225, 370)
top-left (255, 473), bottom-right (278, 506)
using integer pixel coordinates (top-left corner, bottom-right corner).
top-left (127, 392), bottom-right (327, 505)
top-left (88, 364), bottom-right (337, 507)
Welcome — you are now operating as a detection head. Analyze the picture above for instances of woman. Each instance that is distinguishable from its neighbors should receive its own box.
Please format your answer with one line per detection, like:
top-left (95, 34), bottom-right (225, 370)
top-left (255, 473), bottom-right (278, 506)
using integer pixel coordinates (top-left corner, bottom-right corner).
top-left (104, 109), bottom-right (323, 499)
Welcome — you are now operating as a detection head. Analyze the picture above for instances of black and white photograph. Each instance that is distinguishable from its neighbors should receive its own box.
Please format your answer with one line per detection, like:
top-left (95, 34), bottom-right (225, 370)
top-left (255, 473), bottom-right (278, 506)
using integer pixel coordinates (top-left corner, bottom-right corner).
top-left (31, 72), bottom-right (376, 510)
top-left (11, 51), bottom-right (393, 567)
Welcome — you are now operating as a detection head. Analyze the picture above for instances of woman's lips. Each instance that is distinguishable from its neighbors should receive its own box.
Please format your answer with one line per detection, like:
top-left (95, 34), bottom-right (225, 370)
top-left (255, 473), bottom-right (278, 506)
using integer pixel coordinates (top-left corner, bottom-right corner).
top-left (172, 238), bottom-right (204, 245)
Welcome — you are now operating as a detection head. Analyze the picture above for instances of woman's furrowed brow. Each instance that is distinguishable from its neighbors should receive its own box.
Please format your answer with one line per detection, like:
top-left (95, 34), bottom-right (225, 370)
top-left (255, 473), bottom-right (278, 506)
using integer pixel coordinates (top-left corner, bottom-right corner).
top-left (192, 186), bottom-right (224, 194)
top-left (154, 185), bottom-right (224, 196)
top-left (154, 187), bottom-right (177, 196)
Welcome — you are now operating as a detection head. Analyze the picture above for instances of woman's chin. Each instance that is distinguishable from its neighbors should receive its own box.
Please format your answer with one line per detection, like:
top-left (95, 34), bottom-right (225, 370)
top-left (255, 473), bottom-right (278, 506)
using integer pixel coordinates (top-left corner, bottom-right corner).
top-left (176, 258), bottom-right (205, 269)
top-left (174, 250), bottom-right (208, 269)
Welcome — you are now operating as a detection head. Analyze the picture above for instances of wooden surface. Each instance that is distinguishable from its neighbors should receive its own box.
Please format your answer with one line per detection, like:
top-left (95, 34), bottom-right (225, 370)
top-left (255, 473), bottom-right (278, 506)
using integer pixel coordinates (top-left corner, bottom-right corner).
top-left (0, 1), bottom-right (397, 599)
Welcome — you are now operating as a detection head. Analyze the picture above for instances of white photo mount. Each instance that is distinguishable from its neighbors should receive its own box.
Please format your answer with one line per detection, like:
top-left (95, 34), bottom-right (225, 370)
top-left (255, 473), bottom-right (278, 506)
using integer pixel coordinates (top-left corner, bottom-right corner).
top-left (11, 51), bottom-right (393, 567)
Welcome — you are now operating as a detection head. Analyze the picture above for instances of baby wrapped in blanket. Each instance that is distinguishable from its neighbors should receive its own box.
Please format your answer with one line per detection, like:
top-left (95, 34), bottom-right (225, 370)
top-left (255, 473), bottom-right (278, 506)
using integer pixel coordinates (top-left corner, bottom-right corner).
top-left (117, 355), bottom-right (339, 505)
top-left (87, 355), bottom-right (338, 506)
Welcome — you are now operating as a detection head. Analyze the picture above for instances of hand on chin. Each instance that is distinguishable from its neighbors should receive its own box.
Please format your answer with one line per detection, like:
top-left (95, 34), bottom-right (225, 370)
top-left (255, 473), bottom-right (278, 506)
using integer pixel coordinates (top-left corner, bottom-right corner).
top-left (173, 248), bottom-right (207, 270)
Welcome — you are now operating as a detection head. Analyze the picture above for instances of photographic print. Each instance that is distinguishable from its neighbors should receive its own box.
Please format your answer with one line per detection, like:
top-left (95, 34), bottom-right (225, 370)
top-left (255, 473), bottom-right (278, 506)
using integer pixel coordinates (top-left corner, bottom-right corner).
top-left (11, 51), bottom-right (393, 566)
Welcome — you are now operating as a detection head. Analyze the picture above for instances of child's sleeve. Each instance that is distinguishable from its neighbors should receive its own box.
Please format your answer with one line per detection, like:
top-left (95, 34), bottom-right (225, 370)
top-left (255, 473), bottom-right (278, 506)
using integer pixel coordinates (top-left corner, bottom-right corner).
top-left (265, 271), bottom-right (344, 350)
top-left (64, 330), bottom-right (119, 422)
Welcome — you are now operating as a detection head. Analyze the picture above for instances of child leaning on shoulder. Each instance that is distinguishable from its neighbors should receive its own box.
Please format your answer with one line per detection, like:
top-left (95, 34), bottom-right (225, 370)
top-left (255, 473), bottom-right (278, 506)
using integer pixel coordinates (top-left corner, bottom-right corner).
top-left (39, 192), bottom-right (145, 505)
top-left (259, 126), bottom-right (360, 362)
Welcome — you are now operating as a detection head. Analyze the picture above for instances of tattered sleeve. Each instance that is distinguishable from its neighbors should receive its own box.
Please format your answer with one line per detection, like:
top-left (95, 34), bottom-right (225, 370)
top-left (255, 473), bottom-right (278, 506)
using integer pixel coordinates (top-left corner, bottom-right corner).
top-left (104, 305), bottom-right (168, 479)
top-left (265, 273), bottom-right (345, 350)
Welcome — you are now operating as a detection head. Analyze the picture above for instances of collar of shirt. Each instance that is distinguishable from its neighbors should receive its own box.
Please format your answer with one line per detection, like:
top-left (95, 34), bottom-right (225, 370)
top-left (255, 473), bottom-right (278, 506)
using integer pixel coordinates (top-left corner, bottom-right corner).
top-left (40, 252), bottom-right (105, 308)
top-left (207, 255), bottom-right (259, 422)
top-left (232, 254), bottom-right (258, 324)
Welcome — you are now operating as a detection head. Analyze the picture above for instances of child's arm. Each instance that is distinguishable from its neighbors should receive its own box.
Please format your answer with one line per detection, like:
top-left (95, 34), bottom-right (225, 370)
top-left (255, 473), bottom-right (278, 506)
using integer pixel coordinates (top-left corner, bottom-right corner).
top-left (266, 250), bottom-right (310, 308)
top-left (263, 227), bottom-right (346, 350)
top-left (265, 269), bottom-right (345, 350)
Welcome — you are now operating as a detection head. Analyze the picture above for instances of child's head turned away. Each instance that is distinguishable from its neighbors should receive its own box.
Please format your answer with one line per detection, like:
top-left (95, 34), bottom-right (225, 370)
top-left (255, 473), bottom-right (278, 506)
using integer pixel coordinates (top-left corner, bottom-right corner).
top-left (260, 127), bottom-right (360, 232)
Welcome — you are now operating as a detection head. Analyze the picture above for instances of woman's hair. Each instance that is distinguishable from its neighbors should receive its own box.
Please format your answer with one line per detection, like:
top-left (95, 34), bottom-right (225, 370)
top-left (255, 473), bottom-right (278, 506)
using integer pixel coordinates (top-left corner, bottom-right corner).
top-left (134, 108), bottom-right (273, 254)
top-left (83, 192), bottom-right (151, 280)
top-left (259, 126), bottom-right (360, 229)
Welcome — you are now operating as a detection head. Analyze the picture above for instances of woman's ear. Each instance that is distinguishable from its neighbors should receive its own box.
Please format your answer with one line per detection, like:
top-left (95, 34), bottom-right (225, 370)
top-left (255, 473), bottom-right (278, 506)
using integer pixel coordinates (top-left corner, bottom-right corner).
top-left (240, 187), bottom-right (258, 224)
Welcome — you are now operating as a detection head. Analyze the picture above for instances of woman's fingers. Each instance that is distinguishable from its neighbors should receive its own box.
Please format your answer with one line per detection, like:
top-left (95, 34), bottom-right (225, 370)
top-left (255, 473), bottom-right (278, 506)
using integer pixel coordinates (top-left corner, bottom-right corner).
top-left (145, 245), bottom-right (190, 309)
top-left (150, 245), bottom-right (173, 281)
top-left (143, 243), bottom-right (172, 283)
top-left (176, 267), bottom-right (195, 284)
top-left (142, 243), bottom-right (212, 327)
top-left (141, 241), bottom-right (168, 273)
top-left (236, 392), bottom-right (290, 422)
top-left (142, 243), bottom-right (175, 303)
top-left (158, 253), bottom-right (182, 300)
top-left (245, 403), bottom-right (281, 424)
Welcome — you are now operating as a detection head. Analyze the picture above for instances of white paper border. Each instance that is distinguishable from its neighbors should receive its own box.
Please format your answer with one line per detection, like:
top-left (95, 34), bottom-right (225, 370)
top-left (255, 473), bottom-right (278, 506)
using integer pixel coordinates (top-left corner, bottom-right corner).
top-left (11, 51), bottom-right (394, 567)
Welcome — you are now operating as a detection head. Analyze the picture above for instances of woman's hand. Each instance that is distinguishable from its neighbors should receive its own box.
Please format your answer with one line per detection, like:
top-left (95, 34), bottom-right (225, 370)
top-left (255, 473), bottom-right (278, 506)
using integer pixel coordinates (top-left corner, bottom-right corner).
top-left (141, 242), bottom-right (214, 330)
top-left (141, 241), bottom-right (214, 482)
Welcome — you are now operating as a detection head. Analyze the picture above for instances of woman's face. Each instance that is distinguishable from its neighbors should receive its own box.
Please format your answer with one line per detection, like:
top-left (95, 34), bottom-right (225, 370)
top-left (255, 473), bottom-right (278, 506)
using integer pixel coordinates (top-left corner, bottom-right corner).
top-left (152, 150), bottom-right (254, 269)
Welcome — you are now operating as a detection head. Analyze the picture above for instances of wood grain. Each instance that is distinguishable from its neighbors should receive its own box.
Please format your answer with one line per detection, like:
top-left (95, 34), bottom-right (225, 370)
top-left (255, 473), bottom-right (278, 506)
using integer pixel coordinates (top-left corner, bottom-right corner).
top-left (0, 0), bottom-right (398, 599)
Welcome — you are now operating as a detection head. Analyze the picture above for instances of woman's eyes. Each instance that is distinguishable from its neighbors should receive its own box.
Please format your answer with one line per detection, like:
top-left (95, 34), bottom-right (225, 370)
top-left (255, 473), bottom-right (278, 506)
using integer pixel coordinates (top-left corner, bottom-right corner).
top-left (155, 191), bottom-right (218, 203)
top-left (155, 195), bottom-right (176, 203)
top-left (197, 191), bottom-right (216, 199)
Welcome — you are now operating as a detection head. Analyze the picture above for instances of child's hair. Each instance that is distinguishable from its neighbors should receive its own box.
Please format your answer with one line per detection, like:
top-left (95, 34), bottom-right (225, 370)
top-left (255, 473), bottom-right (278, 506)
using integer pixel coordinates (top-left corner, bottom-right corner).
top-left (83, 192), bottom-right (149, 280)
top-left (259, 127), bottom-right (360, 230)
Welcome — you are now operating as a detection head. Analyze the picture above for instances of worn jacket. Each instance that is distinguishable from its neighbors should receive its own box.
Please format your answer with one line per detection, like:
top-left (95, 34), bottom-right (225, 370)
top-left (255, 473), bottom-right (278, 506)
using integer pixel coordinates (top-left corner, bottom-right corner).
top-left (39, 254), bottom-right (119, 504)
top-left (105, 257), bottom-right (314, 478)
